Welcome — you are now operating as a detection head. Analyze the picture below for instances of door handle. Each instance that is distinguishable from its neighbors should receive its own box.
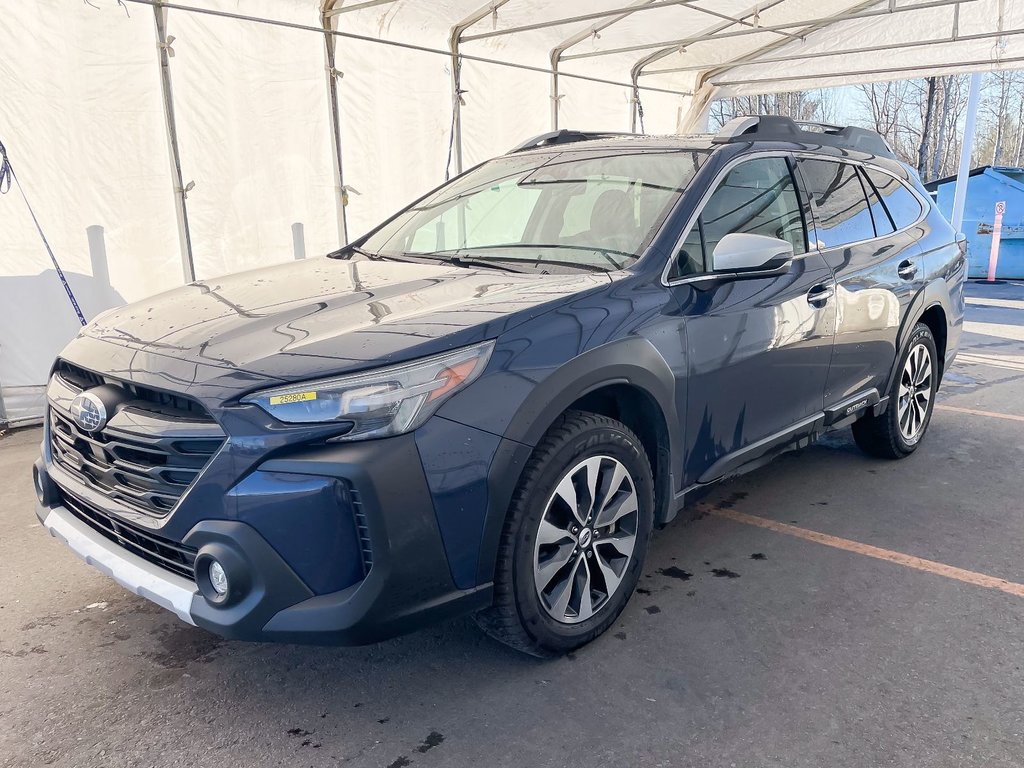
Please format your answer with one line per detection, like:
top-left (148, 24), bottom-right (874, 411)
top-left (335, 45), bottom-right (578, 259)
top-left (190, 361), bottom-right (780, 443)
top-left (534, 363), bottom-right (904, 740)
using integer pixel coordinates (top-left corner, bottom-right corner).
top-left (898, 259), bottom-right (918, 280)
top-left (806, 283), bottom-right (834, 307)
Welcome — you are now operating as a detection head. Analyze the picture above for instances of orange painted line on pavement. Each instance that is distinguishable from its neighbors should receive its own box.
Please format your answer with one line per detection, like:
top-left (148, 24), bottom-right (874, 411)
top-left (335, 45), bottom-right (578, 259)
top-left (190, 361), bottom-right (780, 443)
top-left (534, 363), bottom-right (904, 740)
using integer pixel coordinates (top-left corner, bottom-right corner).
top-left (936, 404), bottom-right (1024, 423)
top-left (709, 507), bottom-right (1024, 599)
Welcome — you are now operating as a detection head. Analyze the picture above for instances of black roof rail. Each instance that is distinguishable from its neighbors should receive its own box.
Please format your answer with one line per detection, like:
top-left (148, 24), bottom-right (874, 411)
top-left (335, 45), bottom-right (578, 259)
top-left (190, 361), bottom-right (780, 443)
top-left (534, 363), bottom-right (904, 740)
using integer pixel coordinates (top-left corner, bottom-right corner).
top-left (508, 129), bottom-right (636, 153)
top-left (712, 115), bottom-right (895, 159)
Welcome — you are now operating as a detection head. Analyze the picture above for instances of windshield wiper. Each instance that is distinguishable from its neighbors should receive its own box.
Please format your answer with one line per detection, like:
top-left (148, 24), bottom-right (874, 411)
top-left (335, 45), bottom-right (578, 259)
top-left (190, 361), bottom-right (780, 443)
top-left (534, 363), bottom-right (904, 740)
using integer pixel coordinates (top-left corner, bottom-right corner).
top-left (326, 244), bottom-right (376, 260)
top-left (328, 245), bottom-right (436, 266)
top-left (447, 255), bottom-right (530, 273)
top-left (428, 244), bottom-right (632, 270)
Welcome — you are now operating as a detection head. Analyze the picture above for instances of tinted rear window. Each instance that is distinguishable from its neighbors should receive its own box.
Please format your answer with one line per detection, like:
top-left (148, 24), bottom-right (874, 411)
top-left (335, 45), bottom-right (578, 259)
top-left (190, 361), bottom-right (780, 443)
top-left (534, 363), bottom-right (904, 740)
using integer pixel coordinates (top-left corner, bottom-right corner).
top-left (798, 159), bottom-right (876, 249)
top-left (863, 168), bottom-right (923, 230)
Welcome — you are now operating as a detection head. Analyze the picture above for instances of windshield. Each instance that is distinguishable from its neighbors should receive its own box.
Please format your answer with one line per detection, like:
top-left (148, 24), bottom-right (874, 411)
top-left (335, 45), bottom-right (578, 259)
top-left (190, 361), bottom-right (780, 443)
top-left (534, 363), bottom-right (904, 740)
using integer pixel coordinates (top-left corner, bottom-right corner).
top-left (361, 148), bottom-right (708, 272)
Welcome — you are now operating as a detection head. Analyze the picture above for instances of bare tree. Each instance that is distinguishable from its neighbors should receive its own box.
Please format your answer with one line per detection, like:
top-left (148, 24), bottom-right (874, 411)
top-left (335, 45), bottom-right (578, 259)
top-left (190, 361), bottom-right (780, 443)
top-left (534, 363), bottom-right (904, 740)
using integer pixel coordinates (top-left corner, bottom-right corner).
top-left (931, 76), bottom-right (953, 180)
top-left (708, 89), bottom-right (838, 130)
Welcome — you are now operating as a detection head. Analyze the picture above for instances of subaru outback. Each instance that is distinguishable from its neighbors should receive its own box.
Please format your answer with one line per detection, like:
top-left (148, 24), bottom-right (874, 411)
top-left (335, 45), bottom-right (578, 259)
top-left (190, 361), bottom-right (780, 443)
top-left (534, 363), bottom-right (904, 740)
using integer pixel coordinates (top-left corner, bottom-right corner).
top-left (34, 116), bottom-right (965, 656)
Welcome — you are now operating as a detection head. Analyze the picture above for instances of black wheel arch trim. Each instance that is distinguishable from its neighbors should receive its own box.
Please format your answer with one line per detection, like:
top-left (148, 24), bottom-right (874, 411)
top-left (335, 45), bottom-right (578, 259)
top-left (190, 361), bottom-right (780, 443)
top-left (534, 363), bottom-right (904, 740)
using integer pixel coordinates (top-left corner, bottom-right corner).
top-left (883, 277), bottom-right (954, 403)
top-left (474, 337), bottom-right (680, 586)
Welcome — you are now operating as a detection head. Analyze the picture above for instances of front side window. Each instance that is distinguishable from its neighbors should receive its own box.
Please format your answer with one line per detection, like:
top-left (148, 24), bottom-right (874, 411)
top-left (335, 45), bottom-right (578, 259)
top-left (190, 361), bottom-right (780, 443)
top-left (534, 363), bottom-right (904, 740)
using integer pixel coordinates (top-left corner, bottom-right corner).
top-left (798, 159), bottom-right (876, 249)
top-left (670, 156), bottom-right (806, 279)
top-left (363, 149), bottom-right (708, 273)
top-left (863, 167), bottom-right (924, 230)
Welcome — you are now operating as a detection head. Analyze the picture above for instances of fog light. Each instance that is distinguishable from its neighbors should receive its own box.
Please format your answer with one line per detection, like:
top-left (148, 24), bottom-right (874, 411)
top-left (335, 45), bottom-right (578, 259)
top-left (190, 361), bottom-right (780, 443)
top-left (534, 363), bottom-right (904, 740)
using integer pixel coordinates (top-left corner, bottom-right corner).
top-left (208, 560), bottom-right (229, 596)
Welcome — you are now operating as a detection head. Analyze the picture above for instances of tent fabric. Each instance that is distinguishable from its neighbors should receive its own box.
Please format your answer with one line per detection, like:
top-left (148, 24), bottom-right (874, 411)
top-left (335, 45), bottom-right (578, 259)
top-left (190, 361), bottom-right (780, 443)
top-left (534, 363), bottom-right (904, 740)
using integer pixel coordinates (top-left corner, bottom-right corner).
top-left (0, 0), bottom-right (1017, 423)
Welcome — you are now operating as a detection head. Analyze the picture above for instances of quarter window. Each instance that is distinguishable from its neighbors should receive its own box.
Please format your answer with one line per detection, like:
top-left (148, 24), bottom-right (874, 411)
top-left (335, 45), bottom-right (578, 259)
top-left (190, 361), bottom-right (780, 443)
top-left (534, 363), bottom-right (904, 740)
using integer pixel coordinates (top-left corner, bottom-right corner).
top-left (863, 168), bottom-right (924, 230)
top-left (670, 156), bottom-right (806, 279)
top-left (798, 159), bottom-right (876, 248)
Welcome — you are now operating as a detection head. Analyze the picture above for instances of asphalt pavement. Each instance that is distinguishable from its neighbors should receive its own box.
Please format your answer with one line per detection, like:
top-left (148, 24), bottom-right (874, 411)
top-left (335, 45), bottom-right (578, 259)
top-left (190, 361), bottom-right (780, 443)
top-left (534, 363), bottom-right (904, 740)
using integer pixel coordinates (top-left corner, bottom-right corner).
top-left (2, 280), bottom-right (1023, 768)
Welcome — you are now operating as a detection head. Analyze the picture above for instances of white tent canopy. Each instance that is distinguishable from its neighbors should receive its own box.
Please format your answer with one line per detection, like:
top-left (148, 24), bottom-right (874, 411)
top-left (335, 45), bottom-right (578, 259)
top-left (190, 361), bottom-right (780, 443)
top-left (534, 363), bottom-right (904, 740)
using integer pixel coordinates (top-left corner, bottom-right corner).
top-left (1, 0), bottom-right (1019, 424)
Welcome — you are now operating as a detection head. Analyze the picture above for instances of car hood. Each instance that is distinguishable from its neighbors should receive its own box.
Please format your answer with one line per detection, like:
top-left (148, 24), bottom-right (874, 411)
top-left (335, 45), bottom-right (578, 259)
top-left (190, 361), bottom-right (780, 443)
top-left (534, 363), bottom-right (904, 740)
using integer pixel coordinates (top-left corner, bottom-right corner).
top-left (76, 257), bottom-right (609, 386)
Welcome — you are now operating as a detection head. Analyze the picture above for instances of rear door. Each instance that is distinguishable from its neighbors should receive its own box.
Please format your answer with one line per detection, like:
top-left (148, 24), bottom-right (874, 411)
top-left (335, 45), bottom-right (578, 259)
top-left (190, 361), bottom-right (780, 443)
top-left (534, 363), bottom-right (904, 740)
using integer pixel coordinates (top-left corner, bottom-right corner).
top-left (795, 158), bottom-right (926, 409)
top-left (666, 154), bottom-right (837, 486)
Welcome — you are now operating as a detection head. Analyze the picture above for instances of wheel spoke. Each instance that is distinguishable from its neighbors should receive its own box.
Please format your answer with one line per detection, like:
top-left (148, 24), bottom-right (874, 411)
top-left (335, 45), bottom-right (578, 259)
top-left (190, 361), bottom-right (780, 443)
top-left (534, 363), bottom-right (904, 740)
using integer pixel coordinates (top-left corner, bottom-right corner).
top-left (537, 517), bottom-right (573, 547)
top-left (547, 553), bottom-right (584, 620)
top-left (535, 543), bottom-right (575, 592)
top-left (593, 549), bottom-right (623, 598)
top-left (594, 485), bottom-right (638, 529)
top-left (898, 399), bottom-right (912, 434)
top-left (575, 558), bottom-right (595, 622)
top-left (916, 355), bottom-right (932, 387)
top-left (594, 462), bottom-right (628, 522)
top-left (552, 473), bottom-right (585, 527)
top-left (581, 456), bottom-right (603, 522)
top-left (596, 530), bottom-right (636, 560)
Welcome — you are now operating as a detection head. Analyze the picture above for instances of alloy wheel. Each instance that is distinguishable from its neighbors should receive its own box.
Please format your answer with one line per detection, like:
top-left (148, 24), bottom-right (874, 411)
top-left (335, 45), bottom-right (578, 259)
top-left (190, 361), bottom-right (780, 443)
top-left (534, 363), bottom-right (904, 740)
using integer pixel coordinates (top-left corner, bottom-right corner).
top-left (533, 455), bottom-right (639, 624)
top-left (897, 342), bottom-right (933, 443)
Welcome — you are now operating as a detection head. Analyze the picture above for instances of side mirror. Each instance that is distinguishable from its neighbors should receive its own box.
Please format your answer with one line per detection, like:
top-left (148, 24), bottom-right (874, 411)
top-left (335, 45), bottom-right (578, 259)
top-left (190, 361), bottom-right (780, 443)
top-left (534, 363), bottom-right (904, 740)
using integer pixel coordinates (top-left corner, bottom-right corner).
top-left (711, 233), bottom-right (794, 275)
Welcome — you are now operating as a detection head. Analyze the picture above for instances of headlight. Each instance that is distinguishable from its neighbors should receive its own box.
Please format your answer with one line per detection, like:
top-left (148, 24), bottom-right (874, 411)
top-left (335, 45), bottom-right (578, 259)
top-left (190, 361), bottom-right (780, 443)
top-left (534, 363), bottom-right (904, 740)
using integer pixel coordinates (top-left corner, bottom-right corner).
top-left (242, 340), bottom-right (494, 440)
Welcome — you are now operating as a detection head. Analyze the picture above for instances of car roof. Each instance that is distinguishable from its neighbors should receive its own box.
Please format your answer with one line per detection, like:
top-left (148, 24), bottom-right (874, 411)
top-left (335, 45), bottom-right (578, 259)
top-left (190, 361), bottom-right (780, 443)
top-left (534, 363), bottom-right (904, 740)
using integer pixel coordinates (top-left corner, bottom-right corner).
top-left (510, 132), bottom-right (911, 181)
top-left (510, 133), bottom-right (717, 155)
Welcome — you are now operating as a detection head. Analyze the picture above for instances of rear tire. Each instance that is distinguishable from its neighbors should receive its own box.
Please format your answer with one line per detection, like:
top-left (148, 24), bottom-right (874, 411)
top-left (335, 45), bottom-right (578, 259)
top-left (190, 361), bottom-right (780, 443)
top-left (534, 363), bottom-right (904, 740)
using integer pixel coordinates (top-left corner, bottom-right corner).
top-left (852, 322), bottom-right (938, 459)
top-left (475, 410), bottom-right (654, 657)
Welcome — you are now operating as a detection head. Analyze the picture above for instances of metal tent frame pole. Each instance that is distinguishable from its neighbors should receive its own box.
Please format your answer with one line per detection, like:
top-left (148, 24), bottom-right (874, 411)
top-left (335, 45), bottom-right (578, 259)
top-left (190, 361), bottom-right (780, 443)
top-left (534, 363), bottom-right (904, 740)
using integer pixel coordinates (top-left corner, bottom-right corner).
top-left (547, 0), bottom-right (657, 134)
top-left (152, 2), bottom-right (196, 283)
top-left (951, 72), bottom-right (984, 234)
top-left (449, 1), bottom-right (511, 177)
top-left (629, 0), bottom-right (790, 126)
top-left (321, 0), bottom-right (349, 244)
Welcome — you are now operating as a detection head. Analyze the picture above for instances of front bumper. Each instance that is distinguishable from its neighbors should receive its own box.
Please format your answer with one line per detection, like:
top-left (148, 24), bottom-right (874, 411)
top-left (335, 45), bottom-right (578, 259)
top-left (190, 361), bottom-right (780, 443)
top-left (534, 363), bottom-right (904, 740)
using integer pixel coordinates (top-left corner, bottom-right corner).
top-left (37, 502), bottom-right (197, 625)
top-left (35, 429), bottom-right (495, 645)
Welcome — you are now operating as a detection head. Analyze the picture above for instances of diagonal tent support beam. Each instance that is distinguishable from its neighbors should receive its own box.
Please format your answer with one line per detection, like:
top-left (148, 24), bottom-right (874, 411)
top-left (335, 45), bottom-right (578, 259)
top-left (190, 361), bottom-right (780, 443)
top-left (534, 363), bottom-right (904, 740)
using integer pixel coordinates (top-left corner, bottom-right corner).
top-left (152, 2), bottom-right (196, 283)
top-left (641, 27), bottom-right (1024, 76)
top-left (321, 0), bottom-right (349, 244)
top-left (466, 0), bottom-right (801, 43)
top-left (570, 0), bottom-right (981, 62)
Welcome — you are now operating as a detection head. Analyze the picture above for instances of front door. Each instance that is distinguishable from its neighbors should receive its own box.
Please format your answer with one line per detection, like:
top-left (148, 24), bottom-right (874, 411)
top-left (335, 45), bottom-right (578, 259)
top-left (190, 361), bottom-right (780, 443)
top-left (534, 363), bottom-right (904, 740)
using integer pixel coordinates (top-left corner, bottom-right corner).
top-left (666, 154), bottom-right (837, 486)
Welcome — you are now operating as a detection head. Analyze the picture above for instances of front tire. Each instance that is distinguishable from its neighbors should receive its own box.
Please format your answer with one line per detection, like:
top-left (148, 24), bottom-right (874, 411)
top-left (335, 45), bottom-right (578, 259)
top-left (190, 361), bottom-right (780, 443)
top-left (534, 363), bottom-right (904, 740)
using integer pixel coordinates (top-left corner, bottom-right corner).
top-left (853, 322), bottom-right (938, 459)
top-left (475, 410), bottom-right (654, 657)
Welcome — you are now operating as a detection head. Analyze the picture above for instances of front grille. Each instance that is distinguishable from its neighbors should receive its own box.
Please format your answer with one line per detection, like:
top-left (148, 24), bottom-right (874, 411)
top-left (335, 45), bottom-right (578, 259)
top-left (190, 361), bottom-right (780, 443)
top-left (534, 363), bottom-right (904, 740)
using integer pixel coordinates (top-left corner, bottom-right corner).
top-left (60, 490), bottom-right (197, 580)
top-left (55, 360), bottom-right (211, 421)
top-left (48, 362), bottom-right (225, 517)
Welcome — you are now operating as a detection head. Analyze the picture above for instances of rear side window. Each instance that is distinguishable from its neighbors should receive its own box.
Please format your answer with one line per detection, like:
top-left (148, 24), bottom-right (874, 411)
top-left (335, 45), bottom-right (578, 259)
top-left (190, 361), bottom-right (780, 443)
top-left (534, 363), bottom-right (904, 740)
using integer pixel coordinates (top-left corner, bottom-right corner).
top-left (863, 168), bottom-right (924, 230)
top-left (860, 167), bottom-right (896, 236)
top-left (798, 159), bottom-right (876, 249)
top-left (670, 156), bottom-right (806, 279)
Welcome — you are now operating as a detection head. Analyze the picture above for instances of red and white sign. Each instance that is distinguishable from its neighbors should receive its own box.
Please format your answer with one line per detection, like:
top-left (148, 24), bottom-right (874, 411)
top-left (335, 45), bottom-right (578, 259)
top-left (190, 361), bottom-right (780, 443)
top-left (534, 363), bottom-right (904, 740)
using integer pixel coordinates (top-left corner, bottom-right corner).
top-left (988, 201), bottom-right (1006, 282)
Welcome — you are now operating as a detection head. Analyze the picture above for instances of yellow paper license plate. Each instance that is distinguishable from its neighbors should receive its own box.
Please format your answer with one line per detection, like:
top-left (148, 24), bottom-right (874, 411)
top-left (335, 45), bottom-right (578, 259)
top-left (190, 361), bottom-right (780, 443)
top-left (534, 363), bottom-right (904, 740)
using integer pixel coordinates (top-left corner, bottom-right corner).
top-left (269, 391), bottom-right (317, 406)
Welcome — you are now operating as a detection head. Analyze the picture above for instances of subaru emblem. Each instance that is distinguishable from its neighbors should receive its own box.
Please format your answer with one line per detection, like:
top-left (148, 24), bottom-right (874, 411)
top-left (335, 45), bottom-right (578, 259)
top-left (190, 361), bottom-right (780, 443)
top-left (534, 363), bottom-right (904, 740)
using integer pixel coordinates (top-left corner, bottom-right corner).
top-left (69, 391), bottom-right (108, 433)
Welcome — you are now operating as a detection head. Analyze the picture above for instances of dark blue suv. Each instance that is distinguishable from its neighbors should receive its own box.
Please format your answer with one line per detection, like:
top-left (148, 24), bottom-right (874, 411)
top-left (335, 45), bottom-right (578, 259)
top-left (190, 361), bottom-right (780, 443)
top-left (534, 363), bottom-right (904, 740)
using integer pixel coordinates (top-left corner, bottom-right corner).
top-left (33, 116), bottom-right (965, 656)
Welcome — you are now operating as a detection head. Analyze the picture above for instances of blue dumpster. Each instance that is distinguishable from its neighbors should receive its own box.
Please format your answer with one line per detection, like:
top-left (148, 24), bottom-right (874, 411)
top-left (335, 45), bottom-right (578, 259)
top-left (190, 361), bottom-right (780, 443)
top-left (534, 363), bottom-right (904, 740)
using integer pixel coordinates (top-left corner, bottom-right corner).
top-left (925, 165), bottom-right (1024, 279)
